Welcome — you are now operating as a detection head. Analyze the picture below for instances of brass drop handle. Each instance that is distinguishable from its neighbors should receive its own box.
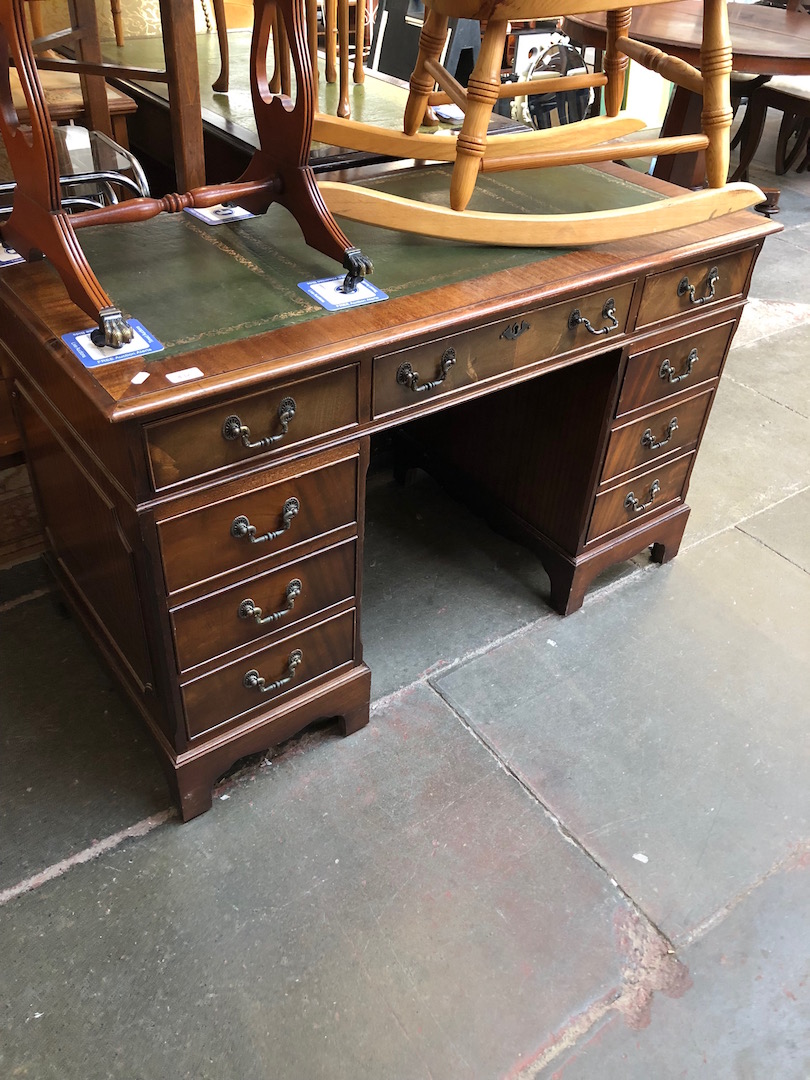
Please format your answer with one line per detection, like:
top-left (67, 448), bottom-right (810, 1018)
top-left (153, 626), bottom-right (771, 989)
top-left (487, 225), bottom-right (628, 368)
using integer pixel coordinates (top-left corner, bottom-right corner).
top-left (660, 348), bottom-right (698, 384)
top-left (243, 650), bottom-right (303, 695)
top-left (641, 417), bottom-right (678, 451)
top-left (624, 480), bottom-right (661, 515)
top-left (568, 298), bottom-right (619, 336)
top-left (239, 579), bottom-right (302, 626)
top-left (397, 348), bottom-right (456, 393)
top-left (230, 497), bottom-right (300, 544)
top-left (678, 267), bottom-right (719, 306)
top-left (222, 396), bottom-right (296, 450)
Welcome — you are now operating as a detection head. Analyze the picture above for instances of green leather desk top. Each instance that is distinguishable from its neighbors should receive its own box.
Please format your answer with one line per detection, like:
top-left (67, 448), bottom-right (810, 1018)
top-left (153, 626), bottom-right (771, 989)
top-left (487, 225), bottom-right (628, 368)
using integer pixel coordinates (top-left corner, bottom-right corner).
top-left (78, 164), bottom-right (663, 362)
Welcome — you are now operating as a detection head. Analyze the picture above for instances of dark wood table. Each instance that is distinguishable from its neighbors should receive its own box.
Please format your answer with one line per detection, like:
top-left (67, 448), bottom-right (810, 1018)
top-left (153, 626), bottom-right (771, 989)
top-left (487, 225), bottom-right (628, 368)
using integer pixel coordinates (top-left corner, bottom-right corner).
top-left (0, 162), bottom-right (778, 820)
top-left (564, 0), bottom-right (810, 184)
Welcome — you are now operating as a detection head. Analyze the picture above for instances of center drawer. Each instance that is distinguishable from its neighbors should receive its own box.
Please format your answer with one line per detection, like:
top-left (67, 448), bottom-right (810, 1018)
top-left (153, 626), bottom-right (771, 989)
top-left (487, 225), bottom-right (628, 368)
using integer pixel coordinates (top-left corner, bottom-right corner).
top-left (157, 452), bottom-right (358, 594)
top-left (372, 282), bottom-right (635, 418)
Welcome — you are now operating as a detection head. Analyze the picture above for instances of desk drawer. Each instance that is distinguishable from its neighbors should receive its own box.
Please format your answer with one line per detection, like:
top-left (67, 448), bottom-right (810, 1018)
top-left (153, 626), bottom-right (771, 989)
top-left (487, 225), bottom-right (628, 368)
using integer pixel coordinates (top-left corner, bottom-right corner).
top-left (602, 387), bottom-right (713, 482)
top-left (181, 609), bottom-right (356, 740)
top-left (158, 454), bottom-right (358, 593)
top-left (618, 319), bottom-right (737, 415)
top-left (636, 249), bottom-right (754, 329)
top-left (372, 283), bottom-right (635, 418)
top-left (146, 365), bottom-right (358, 490)
top-left (170, 539), bottom-right (357, 672)
top-left (588, 453), bottom-right (693, 543)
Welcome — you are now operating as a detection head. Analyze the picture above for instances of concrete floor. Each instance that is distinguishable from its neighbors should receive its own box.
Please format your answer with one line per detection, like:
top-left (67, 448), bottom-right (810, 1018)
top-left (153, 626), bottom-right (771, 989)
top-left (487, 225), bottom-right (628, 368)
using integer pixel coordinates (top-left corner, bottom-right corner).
top-left (1, 118), bottom-right (809, 1078)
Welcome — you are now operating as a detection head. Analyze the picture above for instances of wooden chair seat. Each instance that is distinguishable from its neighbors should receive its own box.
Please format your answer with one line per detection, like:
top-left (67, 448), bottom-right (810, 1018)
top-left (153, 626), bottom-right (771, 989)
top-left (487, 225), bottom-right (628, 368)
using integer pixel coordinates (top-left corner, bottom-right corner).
top-left (9, 66), bottom-right (137, 148)
top-left (314, 0), bottom-right (765, 246)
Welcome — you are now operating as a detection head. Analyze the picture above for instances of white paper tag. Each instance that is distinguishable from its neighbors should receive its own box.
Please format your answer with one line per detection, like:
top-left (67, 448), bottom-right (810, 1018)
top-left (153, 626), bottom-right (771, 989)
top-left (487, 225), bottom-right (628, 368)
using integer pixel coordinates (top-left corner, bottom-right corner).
top-left (298, 275), bottom-right (388, 311)
top-left (184, 204), bottom-right (255, 225)
top-left (165, 366), bottom-right (204, 384)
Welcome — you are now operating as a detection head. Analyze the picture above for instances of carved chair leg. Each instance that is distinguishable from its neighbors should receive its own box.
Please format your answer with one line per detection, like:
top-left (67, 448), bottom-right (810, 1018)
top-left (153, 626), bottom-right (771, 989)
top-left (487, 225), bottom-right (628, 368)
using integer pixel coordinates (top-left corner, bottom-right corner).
top-left (0, 0), bottom-right (132, 345)
top-left (449, 19), bottom-right (508, 212)
top-left (236, 0), bottom-right (372, 286)
top-left (404, 8), bottom-right (449, 134)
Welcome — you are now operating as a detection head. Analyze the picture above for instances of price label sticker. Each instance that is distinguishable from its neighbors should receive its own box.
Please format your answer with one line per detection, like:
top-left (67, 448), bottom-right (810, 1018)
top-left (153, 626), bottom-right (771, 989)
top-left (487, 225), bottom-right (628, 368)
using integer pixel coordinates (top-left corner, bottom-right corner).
top-left (184, 204), bottom-right (255, 225)
top-left (298, 276), bottom-right (388, 312)
top-left (62, 319), bottom-right (164, 368)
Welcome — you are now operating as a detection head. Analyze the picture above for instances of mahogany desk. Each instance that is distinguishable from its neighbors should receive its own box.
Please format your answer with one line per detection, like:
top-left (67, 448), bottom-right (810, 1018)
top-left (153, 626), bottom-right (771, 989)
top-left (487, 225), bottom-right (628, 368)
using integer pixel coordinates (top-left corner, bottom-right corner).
top-left (0, 163), bottom-right (778, 820)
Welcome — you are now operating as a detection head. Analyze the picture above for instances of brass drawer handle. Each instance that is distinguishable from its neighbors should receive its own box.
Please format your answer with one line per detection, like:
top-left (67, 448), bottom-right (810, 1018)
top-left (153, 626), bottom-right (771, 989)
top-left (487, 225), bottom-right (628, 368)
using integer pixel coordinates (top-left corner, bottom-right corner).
top-left (397, 348), bottom-right (456, 393)
top-left (660, 348), bottom-right (698, 384)
top-left (624, 480), bottom-right (661, 515)
top-left (238, 579), bottom-right (302, 626)
top-left (641, 417), bottom-right (678, 451)
top-left (677, 267), bottom-right (719, 306)
top-left (500, 319), bottom-right (531, 340)
top-left (222, 396), bottom-right (297, 450)
top-left (243, 650), bottom-right (303, 694)
top-left (230, 497), bottom-right (300, 544)
top-left (568, 298), bottom-right (618, 336)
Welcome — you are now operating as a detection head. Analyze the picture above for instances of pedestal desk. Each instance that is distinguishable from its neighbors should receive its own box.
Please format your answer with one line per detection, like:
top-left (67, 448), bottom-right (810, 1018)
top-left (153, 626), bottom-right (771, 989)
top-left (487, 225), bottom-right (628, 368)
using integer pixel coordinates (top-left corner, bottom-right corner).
top-left (0, 163), bottom-right (778, 819)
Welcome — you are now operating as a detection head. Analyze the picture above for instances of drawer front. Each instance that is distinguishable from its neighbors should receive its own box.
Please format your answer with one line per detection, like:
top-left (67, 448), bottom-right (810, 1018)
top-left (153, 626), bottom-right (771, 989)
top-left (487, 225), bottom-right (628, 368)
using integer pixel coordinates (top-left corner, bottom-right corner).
top-left (146, 366), bottom-right (358, 490)
top-left (181, 609), bottom-right (356, 740)
top-left (636, 249), bottom-right (755, 329)
top-left (618, 319), bottom-right (737, 416)
top-left (170, 539), bottom-right (357, 672)
top-left (158, 455), bottom-right (358, 594)
top-left (602, 387), bottom-right (713, 482)
top-left (588, 453), bottom-right (693, 543)
top-left (372, 283), bottom-right (635, 418)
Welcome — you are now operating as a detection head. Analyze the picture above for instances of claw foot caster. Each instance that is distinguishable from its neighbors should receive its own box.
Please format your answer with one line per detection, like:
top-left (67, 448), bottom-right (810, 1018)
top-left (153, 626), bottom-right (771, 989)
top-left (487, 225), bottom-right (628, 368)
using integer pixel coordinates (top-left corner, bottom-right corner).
top-left (90, 306), bottom-right (134, 348)
top-left (340, 248), bottom-right (374, 293)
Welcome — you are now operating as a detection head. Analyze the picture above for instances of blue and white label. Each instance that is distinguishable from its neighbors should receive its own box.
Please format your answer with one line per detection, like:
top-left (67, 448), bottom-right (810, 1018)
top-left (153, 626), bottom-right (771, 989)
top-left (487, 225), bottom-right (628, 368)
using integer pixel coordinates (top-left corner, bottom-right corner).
top-left (62, 319), bottom-right (164, 368)
top-left (0, 241), bottom-right (24, 267)
top-left (298, 275), bottom-right (388, 311)
top-left (184, 203), bottom-right (255, 225)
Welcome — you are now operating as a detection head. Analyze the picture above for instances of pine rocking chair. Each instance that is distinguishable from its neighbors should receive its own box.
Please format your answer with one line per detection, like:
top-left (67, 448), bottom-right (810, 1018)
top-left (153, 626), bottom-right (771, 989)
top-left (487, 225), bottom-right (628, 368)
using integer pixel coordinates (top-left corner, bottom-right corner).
top-left (314, 0), bottom-right (766, 246)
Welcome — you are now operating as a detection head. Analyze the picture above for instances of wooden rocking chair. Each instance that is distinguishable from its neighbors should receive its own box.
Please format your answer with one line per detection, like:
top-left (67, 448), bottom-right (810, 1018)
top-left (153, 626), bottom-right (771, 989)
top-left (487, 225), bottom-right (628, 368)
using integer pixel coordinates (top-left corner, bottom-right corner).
top-left (313, 0), bottom-right (766, 246)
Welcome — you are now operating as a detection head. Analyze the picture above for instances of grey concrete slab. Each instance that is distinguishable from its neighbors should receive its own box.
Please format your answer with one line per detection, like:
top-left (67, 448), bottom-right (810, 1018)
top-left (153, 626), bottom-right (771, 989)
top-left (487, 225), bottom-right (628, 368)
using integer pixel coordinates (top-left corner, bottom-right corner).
top-left (726, 318), bottom-right (810, 419)
top-left (433, 529), bottom-right (810, 943)
top-left (0, 685), bottom-right (672, 1080)
top-left (364, 470), bottom-right (555, 698)
top-left (738, 488), bottom-right (810, 574)
top-left (537, 848), bottom-right (810, 1080)
top-left (683, 373), bottom-right (810, 546)
top-left (0, 594), bottom-right (170, 891)
top-left (747, 230), bottom-right (810, 305)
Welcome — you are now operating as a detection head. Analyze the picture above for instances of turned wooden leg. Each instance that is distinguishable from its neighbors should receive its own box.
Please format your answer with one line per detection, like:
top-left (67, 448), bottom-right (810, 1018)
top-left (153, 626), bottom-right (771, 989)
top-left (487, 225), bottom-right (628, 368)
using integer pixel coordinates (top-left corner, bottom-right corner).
top-left (353, 0), bottom-right (365, 83)
top-left (403, 9), bottom-right (449, 135)
top-left (604, 7), bottom-right (631, 117)
top-left (325, 0), bottom-right (337, 83)
top-left (337, 0), bottom-right (350, 118)
top-left (211, 0), bottom-right (230, 92)
top-left (700, 0), bottom-right (733, 187)
top-left (306, 0), bottom-right (319, 93)
top-left (449, 19), bottom-right (507, 212)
